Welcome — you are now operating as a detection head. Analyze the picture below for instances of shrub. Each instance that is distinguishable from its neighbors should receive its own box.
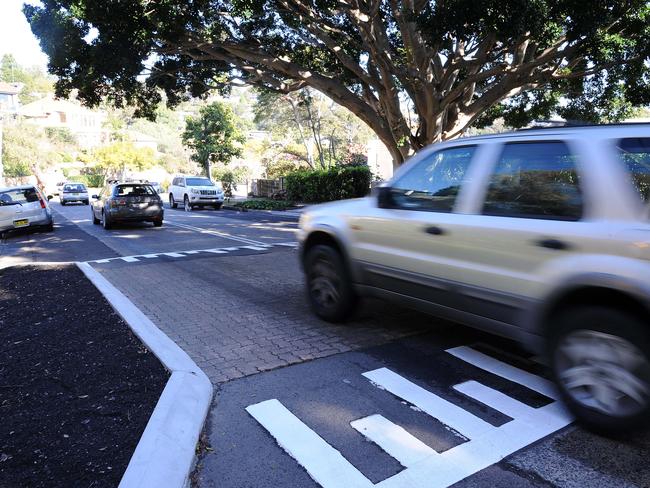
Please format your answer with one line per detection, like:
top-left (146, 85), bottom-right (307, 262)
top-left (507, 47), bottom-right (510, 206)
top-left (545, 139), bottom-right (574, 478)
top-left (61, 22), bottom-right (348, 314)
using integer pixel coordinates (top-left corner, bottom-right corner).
top-left (284, 165), bottom-right (372, 203)
top-left (231, 199), bottom-right (295, 211)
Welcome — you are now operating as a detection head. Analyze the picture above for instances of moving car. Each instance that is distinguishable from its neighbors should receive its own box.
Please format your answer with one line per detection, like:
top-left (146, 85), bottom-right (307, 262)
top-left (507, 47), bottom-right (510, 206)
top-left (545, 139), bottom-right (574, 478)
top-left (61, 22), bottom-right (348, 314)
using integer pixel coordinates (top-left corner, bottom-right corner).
top-left (91, 182), bottom-right (164, 230)
top-left (60, 183), bottom-right (89, 205)
top-left (299, 123), bottom-right (650, 432)
top-left (0, 185), bottom-right (54, 235)
top-left (169, 176), bottom-right (224, 211)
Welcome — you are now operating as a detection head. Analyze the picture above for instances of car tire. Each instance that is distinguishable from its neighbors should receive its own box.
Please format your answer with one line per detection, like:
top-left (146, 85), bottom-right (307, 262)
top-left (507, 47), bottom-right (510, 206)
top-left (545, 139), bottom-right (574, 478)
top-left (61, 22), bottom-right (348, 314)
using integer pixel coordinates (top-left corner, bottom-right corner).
top-left (548, 305), bottom-right (650, 434)
top-left (102, 211), bottom-right (112, 230)
top-left (92, 210), bottom-right (100, 225)
top-left (44, 222), bottom-right (54, 232)
top-left (184, 196), bottom-right (192, 212)
top-left (170, 194), bottom-right (177, 209)
top-left (60, 201), bottom-right (66, 206)
top-left (214, 203), bottom-right (223, 210)
top-left (84, 200), bottom-right (89, 205)
top-left (304, 244), bottom-right (357, 322)
top-left (153, 220), bottom-right (163, 227)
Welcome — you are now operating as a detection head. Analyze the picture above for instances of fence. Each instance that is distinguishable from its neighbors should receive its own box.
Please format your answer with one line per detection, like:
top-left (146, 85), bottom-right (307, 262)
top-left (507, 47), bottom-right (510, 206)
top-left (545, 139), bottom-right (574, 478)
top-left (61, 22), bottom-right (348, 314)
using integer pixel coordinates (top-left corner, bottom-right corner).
top-left (251, 178), bottom-right (285, 198)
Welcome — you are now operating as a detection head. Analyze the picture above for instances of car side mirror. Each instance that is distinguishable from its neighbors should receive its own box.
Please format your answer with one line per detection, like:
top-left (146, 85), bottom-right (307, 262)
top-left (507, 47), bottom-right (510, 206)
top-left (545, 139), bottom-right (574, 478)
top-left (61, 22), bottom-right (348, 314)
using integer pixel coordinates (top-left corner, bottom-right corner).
top-left (92, 194), bottom-right (99, 199)
top-left (47, 195), bottom-right (53, 201)
top-left (376, 186), bottom-right (394, 209)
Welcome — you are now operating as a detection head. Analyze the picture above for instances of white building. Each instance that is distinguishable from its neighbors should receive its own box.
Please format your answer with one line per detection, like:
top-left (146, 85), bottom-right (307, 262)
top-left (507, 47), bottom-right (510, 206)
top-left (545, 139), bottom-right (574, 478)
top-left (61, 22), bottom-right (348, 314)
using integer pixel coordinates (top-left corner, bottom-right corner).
top-left (19, 95), bottom-right (108, 148)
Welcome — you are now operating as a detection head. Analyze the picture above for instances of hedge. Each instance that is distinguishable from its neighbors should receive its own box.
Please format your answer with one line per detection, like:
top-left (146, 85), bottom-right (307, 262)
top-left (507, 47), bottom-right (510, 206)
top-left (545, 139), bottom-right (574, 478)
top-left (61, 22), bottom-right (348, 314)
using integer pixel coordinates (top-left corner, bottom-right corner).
top-left (284, 166), bottom-right (372, 203)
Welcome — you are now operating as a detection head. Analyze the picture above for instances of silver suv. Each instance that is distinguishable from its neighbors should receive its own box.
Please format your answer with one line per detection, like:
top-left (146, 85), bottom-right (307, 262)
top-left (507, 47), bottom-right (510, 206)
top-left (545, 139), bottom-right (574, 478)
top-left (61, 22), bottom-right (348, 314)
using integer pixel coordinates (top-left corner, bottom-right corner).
top-left (299, 124), bottom-right (650, 432)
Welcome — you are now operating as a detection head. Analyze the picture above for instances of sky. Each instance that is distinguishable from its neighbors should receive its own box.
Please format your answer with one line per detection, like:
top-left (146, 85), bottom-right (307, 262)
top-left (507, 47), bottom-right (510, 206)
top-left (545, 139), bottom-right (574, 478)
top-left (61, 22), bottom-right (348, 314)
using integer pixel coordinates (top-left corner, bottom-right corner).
top-left (0, 0), bottom-right (49, 70)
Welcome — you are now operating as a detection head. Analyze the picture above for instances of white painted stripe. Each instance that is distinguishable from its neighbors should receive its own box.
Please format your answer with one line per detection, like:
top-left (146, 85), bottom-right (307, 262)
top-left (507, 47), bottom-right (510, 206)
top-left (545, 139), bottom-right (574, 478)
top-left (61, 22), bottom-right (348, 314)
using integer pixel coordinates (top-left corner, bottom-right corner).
top-left (275, 242), bottom-right (298, 247)
top-left (240, 245), bottom-right (268, 251)
top-left (446, 347), bottom-right (559, 400)
top-left (164, 252), bottom-right (186, 258)
top-left (121, 256), bottom-right (140, 263)
top-left (223, 247), bottom-right (240, 251)
top-left (203, 249), bottom-right (227, 254)
top-left (363, 368), bottom-right (492, 440)
top-left (246, 399), bottom-right (373, 488)
top-left (351, 414), bottom-right (438, 467)
top-left (453, 381), bottom-right (534, 419)
top-left (183, 250), bottom-right (200, 254)
top-left (94, 259), bottom-right (112, 264)
top-left (166, 221), bottom-right (266, 246)
top-left (140, 254), bottom-right (159, 259)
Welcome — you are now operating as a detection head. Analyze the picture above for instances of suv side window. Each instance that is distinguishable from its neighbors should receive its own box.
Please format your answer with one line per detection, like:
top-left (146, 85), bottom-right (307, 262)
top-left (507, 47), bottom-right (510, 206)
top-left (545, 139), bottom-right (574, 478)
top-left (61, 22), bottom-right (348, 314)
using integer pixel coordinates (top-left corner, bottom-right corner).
top-left (482, 141), bottom-right (582, 221)
top-left (617, 137), bottom-right (650, 202)
top-left (390, 146), bottom-right (476, 212)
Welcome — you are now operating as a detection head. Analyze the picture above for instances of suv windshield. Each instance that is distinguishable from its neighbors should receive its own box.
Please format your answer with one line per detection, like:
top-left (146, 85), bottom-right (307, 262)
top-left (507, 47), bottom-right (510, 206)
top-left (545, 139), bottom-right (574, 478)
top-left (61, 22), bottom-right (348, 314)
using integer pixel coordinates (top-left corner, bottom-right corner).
top-left (0, 187), bottom-right (40, 206)
top-left (618, 138), bottom-right (650, 202)
top-left (186, 178), bottom-right (214, 186)
top-left (63, 184), bottom-right (87, 192)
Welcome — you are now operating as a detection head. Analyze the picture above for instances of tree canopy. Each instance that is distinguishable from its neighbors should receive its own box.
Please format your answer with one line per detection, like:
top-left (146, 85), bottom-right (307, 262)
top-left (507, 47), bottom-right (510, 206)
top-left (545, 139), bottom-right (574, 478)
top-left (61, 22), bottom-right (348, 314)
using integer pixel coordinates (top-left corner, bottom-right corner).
top-left (25, 0), bottom-right (650, 166)
top-left (182, 101), bottom-right (244, 175)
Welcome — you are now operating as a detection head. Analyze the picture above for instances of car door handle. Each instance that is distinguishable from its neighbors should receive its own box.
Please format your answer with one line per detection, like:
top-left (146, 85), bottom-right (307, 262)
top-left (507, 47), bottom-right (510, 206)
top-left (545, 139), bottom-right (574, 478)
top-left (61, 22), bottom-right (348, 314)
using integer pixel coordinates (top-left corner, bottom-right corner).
top-left (535, 238), bottom-right (571, 250)
top-left (424, 225), bottom-right (446, 236)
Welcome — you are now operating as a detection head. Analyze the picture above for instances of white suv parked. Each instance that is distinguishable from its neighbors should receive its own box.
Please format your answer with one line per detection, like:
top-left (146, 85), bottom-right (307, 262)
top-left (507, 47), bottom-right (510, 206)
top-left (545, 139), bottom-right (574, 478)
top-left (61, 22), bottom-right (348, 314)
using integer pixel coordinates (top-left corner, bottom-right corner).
top-left (299, 124), bottom-right (650, 432)
top-left (168, 176), bottom-right (224, 211)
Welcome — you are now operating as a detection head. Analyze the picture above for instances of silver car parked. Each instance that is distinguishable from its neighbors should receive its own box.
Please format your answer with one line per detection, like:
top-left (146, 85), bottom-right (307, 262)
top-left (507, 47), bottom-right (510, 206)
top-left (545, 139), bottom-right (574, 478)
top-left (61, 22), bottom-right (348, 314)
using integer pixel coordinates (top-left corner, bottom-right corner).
top-left (60, 183), bottom-right (89, 205)
top-left (0, 185), bottom-right (54, 236)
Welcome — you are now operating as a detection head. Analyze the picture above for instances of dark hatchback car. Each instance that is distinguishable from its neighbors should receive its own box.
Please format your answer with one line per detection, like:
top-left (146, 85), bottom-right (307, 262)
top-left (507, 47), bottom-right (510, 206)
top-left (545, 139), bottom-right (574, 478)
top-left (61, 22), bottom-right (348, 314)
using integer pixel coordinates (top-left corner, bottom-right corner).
top-left (91, 182), bottom-right (164, 230)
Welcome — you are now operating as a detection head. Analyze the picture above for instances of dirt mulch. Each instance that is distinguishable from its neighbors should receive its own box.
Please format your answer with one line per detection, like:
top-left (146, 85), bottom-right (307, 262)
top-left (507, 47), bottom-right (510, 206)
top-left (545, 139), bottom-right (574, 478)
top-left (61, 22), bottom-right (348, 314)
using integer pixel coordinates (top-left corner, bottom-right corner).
top-left (0, 264), bottom-right (169, 488)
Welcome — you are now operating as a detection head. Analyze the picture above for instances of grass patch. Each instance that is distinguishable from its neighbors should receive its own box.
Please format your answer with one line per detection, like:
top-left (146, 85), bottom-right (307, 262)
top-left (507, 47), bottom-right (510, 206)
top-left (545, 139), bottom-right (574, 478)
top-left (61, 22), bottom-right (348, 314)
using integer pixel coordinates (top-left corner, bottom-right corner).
top-left (230, 198), bottom-right (295, 211)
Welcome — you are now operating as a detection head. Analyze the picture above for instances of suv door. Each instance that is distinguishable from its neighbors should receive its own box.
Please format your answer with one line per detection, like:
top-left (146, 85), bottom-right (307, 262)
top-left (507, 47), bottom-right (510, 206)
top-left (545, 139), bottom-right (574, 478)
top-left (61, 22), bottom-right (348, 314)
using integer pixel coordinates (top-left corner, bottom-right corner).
top-left (449, 139), bottom-right (604, 326)
top-left (349, 144), bottom-right (480, 307)
top-left (174, 178), bottom-right (185, 201)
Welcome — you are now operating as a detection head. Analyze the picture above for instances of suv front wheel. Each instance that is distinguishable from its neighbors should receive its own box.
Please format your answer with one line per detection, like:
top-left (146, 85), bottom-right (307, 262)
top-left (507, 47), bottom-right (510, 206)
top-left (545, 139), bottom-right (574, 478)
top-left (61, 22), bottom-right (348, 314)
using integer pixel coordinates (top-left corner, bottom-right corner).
top-left (304, 245), bottom-right (357, 322)
top-left (548, 305), bottom-right (650, 433)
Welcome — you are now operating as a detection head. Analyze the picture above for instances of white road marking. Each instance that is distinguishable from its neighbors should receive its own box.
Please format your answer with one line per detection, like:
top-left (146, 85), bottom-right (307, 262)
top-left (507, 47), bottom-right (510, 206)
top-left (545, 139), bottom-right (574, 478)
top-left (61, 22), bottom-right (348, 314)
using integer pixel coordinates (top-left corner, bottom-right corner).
top-left (84, 242), bottom-right (296, 265)
top-left (166, 221), bottom-right (266, 246)
top-left (446, 346), bottom-right (559, 400)
top-left (163, 252), bottom-right (186, 258)
top-left (248, 347), bottom-right (573, 488)
top-left (120, 256), bottom-right (140, 263)
top-left (350, 414), bottom-right (437, 468)
top-left (363, 368), bottom-right (492, 439)
top-left (246, 399), bottom-right (373, 488)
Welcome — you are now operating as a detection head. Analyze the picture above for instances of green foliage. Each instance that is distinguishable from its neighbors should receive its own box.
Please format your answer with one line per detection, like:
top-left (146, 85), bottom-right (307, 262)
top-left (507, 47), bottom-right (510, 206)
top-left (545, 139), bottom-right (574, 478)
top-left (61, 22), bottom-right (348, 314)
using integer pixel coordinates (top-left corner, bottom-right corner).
top-left (92, 141), bottom-right (154, 178)
top-left (0, 54), bottom-right (54, 104)
top-left (212, 165), bottom-right (250, 198)
top-left (182, 101), bottom-right (245, 175)
top-left (23, 0), bottom-right (650, 161)
top-left (231, 199), bottom-right (294, 211)
top-left (285, 166), bottom-right (372, 203)
top-left (45, 127), bottom-right (76, 145)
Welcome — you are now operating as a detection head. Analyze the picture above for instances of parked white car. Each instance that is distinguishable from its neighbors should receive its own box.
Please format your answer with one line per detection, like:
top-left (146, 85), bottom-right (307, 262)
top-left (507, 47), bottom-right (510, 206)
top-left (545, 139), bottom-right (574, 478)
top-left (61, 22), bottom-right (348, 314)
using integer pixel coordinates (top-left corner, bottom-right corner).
top-left (299, 123), bottom-right (650, 432)
top-left (59, 182), bottom-right (89, 205)
top-left (168, 176), bottom-right (224, 211)
top-left (0, 185), bottom-right (54, 235)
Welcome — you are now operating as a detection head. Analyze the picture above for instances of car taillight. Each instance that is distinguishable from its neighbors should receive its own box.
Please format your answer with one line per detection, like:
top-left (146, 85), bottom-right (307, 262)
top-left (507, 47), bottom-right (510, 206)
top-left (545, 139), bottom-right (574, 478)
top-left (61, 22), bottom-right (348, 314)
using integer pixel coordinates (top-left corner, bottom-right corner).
top-left (110, 199), bottom-right (127, 207)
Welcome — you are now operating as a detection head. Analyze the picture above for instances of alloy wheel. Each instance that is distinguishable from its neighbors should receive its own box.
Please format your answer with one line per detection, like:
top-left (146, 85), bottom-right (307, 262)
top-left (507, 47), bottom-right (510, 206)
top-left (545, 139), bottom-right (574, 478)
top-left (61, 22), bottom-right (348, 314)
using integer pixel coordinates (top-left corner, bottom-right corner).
top-left (555, 329), bottom-right (650, 417)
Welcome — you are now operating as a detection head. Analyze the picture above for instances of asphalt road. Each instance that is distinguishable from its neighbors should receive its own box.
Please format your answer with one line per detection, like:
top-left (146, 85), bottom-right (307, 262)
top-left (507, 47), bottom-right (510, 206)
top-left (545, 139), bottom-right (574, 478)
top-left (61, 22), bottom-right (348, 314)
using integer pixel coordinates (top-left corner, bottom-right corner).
top-left (2, 200), bottom-right (649, 488)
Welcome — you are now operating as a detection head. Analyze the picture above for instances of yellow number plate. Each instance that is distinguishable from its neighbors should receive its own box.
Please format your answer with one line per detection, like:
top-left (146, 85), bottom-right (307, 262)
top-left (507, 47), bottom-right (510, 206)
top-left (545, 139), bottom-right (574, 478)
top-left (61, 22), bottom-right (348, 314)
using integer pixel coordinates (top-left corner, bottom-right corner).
top-left (13, 219), bottom-right (29, 228)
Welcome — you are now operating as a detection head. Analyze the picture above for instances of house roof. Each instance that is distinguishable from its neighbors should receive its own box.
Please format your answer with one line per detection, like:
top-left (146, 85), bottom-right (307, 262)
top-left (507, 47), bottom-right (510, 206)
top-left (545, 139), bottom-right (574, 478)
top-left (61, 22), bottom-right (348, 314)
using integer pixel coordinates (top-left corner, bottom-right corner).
top-left (0, 81), bottom-right (23, 95)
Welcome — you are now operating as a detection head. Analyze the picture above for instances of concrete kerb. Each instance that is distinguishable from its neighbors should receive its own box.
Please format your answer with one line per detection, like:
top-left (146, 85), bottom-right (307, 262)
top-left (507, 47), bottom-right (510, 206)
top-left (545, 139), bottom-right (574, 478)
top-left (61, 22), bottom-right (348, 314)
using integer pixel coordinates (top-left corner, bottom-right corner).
top-left (0, 261), bottom-right (213, 488)
top-left (77, 262), bottom-right (213, 488)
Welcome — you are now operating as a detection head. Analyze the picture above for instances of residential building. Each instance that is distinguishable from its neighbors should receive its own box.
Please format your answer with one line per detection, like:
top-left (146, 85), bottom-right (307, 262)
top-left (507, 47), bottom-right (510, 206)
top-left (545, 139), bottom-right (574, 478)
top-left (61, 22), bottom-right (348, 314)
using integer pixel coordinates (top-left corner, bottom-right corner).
top-left (19, 95), bottom-right (108, 148)
top-left (0, 81), bottom-right (23, 116)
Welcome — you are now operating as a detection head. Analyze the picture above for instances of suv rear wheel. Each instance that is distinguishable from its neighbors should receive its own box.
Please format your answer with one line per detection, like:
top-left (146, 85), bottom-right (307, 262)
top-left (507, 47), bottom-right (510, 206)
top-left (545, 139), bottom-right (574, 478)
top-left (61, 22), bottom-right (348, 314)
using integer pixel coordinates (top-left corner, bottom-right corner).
top-left (548, 306), bottom-right (650, 433)
top-left (304, 245), bottom-right (357, 322)
top-left (169, 194), bottom-right (177, 209)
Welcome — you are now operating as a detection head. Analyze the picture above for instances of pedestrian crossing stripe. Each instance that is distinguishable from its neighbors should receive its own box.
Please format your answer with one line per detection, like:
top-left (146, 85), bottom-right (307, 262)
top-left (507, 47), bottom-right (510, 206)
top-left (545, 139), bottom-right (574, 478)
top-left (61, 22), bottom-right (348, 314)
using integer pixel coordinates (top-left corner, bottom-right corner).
top-left (85, 241), bottom-right (298, 265)
top-left (246, 346), bottom-right (573, 488)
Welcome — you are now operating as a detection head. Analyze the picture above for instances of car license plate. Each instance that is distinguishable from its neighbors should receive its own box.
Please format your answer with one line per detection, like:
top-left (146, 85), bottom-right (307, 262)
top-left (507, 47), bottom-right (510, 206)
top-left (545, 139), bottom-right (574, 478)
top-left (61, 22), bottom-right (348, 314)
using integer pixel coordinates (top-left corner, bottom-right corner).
top-left (13, 219), bottom-right (29, 228)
